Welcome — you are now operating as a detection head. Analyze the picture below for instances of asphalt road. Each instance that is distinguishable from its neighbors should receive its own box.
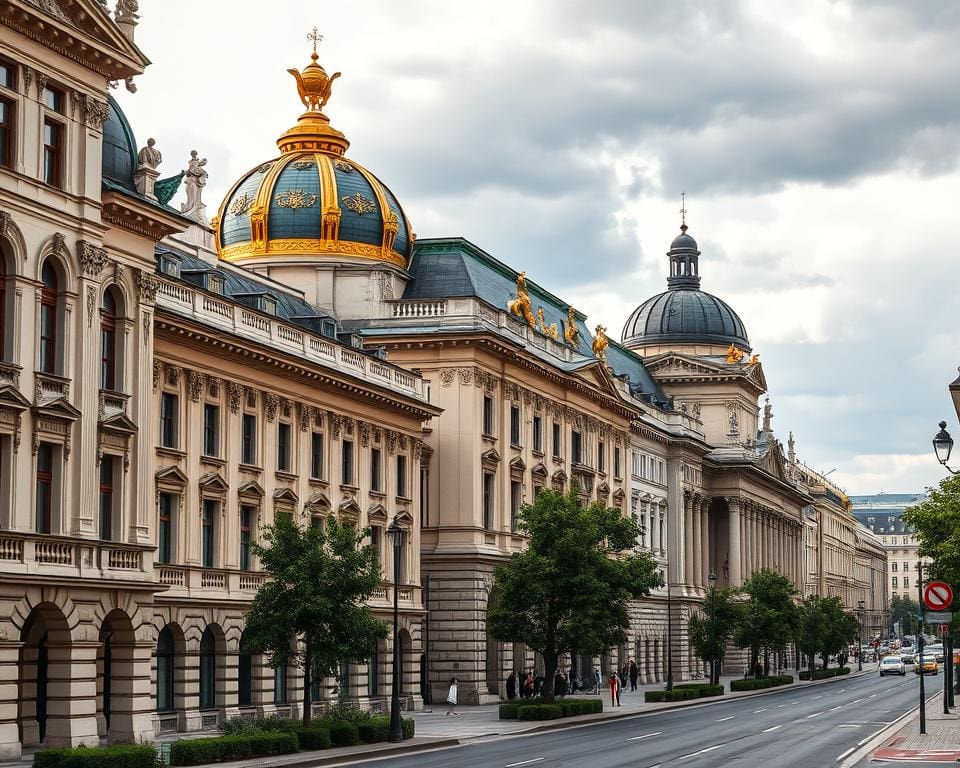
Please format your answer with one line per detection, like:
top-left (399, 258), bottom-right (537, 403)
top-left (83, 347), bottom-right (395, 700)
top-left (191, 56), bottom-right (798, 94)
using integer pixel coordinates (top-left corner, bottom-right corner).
top-left (352, 669), bottom-right (941, 768)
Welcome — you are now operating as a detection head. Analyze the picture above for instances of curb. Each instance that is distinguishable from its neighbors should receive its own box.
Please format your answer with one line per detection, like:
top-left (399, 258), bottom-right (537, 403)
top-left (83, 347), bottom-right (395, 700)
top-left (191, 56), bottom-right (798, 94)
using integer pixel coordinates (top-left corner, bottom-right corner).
top-left (199, 738), bottom-right (462, 768)
top-left (837, 691), bottom-right (938, 768)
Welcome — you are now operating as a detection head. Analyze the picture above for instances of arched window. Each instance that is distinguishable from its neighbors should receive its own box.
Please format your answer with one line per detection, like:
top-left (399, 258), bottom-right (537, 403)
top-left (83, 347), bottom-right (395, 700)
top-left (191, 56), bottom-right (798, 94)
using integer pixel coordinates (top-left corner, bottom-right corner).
top-left (238, 633), bottom-right (252, 707)
top-left (199, 627), bottom-right (216, 709)
top-left (38, 261), bottom-right (58, 374)
top-left (156, 627), bottom-right (175, 712)
top-left (100, 289), bottom-right (118, 390)
top-left (0, 254), bottom-right (6, 361)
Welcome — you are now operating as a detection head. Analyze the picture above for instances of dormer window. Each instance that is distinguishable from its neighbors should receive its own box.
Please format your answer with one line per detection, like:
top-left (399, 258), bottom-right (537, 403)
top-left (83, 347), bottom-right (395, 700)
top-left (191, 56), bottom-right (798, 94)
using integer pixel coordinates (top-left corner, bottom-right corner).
top-left (258, 295), bottom-right (277, 315)
top-left (159, 255), bottom-right (180, 278)
top-left (322, 320), bottom-right (336, 338)
top-left (206, 274), bottom-right (224, 294)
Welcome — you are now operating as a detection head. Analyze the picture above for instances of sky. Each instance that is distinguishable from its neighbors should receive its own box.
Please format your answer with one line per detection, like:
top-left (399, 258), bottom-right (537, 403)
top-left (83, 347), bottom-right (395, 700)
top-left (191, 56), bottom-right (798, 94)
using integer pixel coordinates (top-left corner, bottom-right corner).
top-left (118, 0), bottom-right (960, 495)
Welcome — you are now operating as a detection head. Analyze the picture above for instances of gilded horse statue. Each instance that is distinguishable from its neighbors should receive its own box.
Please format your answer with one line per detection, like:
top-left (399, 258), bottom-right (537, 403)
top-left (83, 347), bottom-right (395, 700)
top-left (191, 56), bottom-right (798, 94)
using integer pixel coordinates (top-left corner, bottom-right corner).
top-left (537, 307), bottom-right (559, 340)
top-left (564, 306), bottom-right (581, 347)
top-left (507, 272), bottom-right (536, 328)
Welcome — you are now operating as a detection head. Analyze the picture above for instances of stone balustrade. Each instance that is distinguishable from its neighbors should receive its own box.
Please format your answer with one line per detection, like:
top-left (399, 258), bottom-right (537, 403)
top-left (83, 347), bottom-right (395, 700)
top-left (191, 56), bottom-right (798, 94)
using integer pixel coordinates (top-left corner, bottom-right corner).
top-left (0, 531), bottom-right (152, 579)
top-left (154, 276), bottom-right (427, 401)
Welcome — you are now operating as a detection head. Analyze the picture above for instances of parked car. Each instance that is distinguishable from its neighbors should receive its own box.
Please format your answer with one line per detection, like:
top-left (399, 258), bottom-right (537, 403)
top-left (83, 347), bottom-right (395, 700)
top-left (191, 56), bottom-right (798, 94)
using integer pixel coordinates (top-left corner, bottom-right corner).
top-left (925, 644), bottom-right (945, 663)
top-left (915, 655), bottom-right (939, 675)
top-left (880, 656), bottom-right (906, 676)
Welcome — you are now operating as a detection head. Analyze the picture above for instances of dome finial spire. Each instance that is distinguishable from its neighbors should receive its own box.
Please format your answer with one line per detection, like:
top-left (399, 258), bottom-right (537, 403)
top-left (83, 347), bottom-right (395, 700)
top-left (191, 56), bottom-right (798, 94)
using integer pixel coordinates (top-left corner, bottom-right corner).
top-left (287, 29), bottom-right (341, 114)
top-left (679, 190), bottom-right (688, 233)
top-left (307, 26), bottom-right (322, 59)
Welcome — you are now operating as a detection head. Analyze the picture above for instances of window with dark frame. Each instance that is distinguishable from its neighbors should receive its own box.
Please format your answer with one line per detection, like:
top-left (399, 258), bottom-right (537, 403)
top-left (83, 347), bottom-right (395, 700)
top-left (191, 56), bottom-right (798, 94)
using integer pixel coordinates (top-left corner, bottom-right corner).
top-left (533, 415), bottom-right (542, 453)
top-left (510, 480), bottom-right (522, 532)
top-left (39, 262), bottom-right (58, 374)
top-left (0, 97), bottom-right (13, 170)
top-left (614, 446), bottom-right (621, 478)
top-left (370, 447), bottom-right (382, 492)
top-left (341, 439), bottom-right (354, 485)
top-left (158, 493), bottom-right (173, 564)
top-left (310, 431), bottom-right (324, 479)
top-left (0, 256), bottom-right (6, 361)
top-left (241, 413), bottom-right (256, 464)
top-left (203, 403), bottom-right (220, 457)
top-left (160, 392), bottom-right (178, 448)
top-left (552, 422), bottom-right (561, 459)
top-left (420, 466), bottom-right (429, 528)
top-left (370, 525), bottom-right (381, 566)
top-left (396, 454), bottom-right (407, 498)
top-left (482, 395), bottom-right (494, 436)
top-left (35, 442), bottom-right (53, 534)
top-left (42, 85), bottom-right (63, 112)
top-left (201, 499), bottom-right (216, 568)
top-left (510, 405), bottom-right (521, 445)
top-left (0, 59), bottom-right (14, 90)
top-left (571, 430), bottom-right (582, 465)
top-left (239, 505), bottom-right (254, 571)
top-left (100, 290), bottom-right (118, 390)
top-left (597, 440), bottom-right (605, 472)
top-left (277, 422), bottom-right (291, 471)
top-left (98, 455), bottom-right (114, 541)
top-left (42, 118), bottom-right (62, 188)
top-left (482, 471), bottom-right (494, 529)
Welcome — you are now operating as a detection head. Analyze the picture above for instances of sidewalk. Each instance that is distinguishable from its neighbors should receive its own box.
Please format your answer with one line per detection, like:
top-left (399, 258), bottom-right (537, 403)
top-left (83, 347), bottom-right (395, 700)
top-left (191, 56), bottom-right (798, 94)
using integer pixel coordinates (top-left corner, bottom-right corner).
top-left (871, 693), bottom-right (960, 763)
top-left (412, 667), bottom-right (873, 739)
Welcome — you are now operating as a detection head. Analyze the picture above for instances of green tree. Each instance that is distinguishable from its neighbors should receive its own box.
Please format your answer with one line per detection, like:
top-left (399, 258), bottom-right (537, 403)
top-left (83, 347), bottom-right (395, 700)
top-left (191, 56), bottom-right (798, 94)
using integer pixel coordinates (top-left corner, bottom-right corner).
top-left (818, 596), bottom-right (858, 668)
top-left (735, 569), bottom-right (797, 677)
top-left (689, 586), bottom-right (743, 684)
top-left (795, 595), bottom-right (827, 679)
top-left (487, 485), bottom-right (661, 702)
top-left (244, 514), bottom-right (387, 725)
top-left (889, 594), bottom-right (920, 636)
top-left (904, 476), bottom-right (960, 611)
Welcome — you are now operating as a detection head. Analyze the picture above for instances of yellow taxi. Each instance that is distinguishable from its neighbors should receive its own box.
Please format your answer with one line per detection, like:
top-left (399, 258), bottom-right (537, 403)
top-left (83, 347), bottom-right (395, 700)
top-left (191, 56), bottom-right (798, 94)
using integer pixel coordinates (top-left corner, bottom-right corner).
top-left (914, 655), bottom-right (939, 675)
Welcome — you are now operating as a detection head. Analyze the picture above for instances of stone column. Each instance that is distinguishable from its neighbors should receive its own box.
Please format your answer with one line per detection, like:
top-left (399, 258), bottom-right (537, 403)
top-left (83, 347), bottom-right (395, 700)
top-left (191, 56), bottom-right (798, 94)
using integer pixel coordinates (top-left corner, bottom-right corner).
top-left (700, 497), bottom-right (710, 586)
top-left (692, 497), bottom-right (702, 589)
top-left (683, 492), bottom-right (694, 586)
top-left (727, 497), bottom-right (742, 587)
top-left (106, 640), bottom-right (155, 745)
top-left (44, 640), bottom-right (99, 748)
top-left (0, 640), bottom-right (24, 759)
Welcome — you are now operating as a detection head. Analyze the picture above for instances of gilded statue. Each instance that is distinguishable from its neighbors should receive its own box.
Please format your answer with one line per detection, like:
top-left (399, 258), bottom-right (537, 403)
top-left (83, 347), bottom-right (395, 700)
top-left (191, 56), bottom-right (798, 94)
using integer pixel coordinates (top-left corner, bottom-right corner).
top-left (507, 272), bottom-right (536, 328)
top-left (748, 353), bottom-right (760, 366)
top-left (564, 306), bottom-right (581, 347)
top-left (592, 325), bottom-right (609, 360)
top-left (725, 343), bottom-right (745, 364)
top-left (537, 307), bottom-right (559, 340)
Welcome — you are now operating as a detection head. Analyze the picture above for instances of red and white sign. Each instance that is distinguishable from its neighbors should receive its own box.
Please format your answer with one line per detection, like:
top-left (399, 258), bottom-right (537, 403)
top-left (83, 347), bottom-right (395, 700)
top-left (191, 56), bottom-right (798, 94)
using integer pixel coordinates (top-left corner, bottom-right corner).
top-left (922, 581), bottom-right (954, 612)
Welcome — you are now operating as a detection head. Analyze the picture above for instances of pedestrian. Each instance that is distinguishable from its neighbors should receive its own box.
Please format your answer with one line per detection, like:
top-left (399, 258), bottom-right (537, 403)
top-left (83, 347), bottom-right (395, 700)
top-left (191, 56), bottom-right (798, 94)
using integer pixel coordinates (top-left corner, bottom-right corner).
top-left (629, 659), bottom-right (638, 691)
top-left (445, 677), bottom-right (459, 716)
top-left (506, 670), bottom-right (517, 700)
top-left (524, 671), bottom-right (535, 699)
top-left (592, 666), bottom-right (601, 695)
top-left (609, 671), bottom-right (620, 707)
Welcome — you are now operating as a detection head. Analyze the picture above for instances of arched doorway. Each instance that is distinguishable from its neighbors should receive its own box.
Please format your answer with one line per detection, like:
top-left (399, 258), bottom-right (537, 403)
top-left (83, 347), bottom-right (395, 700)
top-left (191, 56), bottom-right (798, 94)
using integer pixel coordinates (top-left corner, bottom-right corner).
top-left (237, 632), bottom-right (253, 708)
top-left (18, 603), bottom-right (71, 747)
top-left (397, 628), bottom-right (413, 697)
top-left (155, 624), bottom-right (185, 715)
top-left (199, 627), bottom-right (216, 710)
top-left (96, 609), bottom-right (139, 740)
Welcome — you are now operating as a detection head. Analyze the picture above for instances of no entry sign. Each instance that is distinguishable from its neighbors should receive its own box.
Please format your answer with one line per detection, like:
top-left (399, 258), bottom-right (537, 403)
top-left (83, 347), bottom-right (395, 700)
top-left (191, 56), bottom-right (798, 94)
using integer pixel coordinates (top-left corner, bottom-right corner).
top-left (923, 582), bottom-right (954, 612)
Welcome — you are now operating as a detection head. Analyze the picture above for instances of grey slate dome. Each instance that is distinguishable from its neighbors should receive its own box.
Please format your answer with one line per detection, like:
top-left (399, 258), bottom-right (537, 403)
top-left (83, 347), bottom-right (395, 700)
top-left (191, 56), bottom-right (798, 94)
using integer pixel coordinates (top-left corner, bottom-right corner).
top-left (621, 225), bottom-right (751, 351)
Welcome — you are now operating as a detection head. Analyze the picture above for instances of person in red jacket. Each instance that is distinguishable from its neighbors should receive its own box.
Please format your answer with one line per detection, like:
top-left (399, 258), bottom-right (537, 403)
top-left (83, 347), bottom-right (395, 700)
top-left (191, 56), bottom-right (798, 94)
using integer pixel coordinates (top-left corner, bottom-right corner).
top-left (609, 671), bottom-right (620, 706)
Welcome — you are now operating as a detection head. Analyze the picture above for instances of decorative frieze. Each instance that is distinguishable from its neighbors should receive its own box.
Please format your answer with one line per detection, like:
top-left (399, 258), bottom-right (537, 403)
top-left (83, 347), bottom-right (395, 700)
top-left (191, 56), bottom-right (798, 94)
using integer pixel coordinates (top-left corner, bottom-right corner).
top-left (86, 286), bottom-right (96, 326)
top-left (228, 383), bottom-right (242, 414)
top-left (77, 240), bottom-right (108, 277)
top-left (83, 95), bottom-right (109, 130)
top-left (188, 371), bottom-right (205, 402)
top-left (264, 393), bottom-right (279, 422)
top-left (152, 361), bottom-right (162, 391)
top-left (136, 269), bottom-right (159, 303)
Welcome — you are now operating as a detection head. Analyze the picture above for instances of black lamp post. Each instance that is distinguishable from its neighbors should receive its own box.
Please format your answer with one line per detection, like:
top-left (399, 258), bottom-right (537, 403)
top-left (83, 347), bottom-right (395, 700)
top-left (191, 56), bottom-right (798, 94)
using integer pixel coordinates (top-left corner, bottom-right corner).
top-left (856, 599), bottom-right (864, 672)
top-left (386, 514), bottom-right (406, 743)
top-left (933, 422), bottom-right (960, 474)
top-left (707, 571), bottom-right (718, 685)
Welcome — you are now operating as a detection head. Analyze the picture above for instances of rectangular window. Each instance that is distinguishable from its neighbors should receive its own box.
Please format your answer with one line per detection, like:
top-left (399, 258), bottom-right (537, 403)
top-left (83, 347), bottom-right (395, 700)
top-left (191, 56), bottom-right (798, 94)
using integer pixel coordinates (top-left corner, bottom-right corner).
top-left (35, 442), bottom-right (54, 534)
top-left (891, 576), bottom-right (898, 588)
top-left (396, 454), bottom-right (407, 497)
top-left (241, 413), bottom-right (257, 464)
top-left (482, 396), bottom-right (494, 436)
top-left (420, 467), bottom-right (429, 528)
top-left (311, 432), bottom-right (324, 479)
top-left (39, 286), bottom-right (57, 374)
top-left (552, 422), bottom-right (561, 459)
top-left (370, 447), bottom-right (382, 491)
top-left (158, 493), bottom-right (173, 565)
top-left (98, 455), bottom-right (114, 541)
top-left (510, 480), bottom-right (522, 532)
top-left (42, 85), bottom-right (63, 112)
top-left (203, 403), bottom-right (220, 457)
top-left (0, 60), bottom-right (13, 90)
top-left (510, 405), bottom-right (521, 445)
top-left (571, 431), bottom-right (582, 465)
top-left (239, 505), bottom-right (254, 571)
top-left (277, 422), bottom-right (291, 471)
top-left (903, 577), bottom-right (909, 588)
top-left (903, 561), bottom-right (909, 571)
top-left (341, 440), bottom-right (354, 485)
top-left (370, 525), bottom-right (381, 566)
top-left (201, 499), bottom-right (216, 568)
top-left (614, 447), bottom-right (621, 478)
top-left (597, 440), bottom-right (605, 472)
top-left (99, 311), bottom-right (116, 390)
top-left (482, 471), bottom-right (494, 529)
top-left (160, 392), bottom-right (178, 448)
top-left (891, 562), bottom-right (898, 572)
top-left (0, 98), bottom-right (13, 169)
top-left (274, 665), bottom-right (287, 704)
top-left (533, 415), bottom-right (543, 453)
top-left (42, 119), bottom-right (62, 188)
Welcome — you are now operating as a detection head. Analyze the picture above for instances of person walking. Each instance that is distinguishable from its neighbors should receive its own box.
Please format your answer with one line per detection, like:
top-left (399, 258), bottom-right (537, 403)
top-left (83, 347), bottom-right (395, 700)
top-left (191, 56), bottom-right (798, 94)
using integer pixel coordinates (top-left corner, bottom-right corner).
top-left (524, 671), bottom-right (535, 699)
top-left (629, 659), bottom-right (639, 691)
top-left (445, 677), bottom-right (459, 716)
top-left (609, 671), bottom-right (620, 707)
top-left (592, 666), bottom-right (601, 695)
top-left (506, 670), bottom-right (517, 700)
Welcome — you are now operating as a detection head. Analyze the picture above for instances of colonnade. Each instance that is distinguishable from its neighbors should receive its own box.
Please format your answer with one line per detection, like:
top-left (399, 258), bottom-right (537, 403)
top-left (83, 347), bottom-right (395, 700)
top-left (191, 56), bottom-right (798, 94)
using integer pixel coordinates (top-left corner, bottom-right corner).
top-left (726, 496), bottom-right (803, 588)
top-left (635, 495), bottom-right (667, 554)
top-left (682, 492), bottom-right (712, 589)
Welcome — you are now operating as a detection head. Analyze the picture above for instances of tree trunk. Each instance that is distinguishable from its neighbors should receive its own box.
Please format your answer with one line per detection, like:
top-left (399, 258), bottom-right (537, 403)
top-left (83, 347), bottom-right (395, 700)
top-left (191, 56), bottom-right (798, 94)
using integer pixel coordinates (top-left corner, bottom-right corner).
top-left (751, 646), bottom-right (760, 678)
top-left (808, 651), bottom-right (815, 681)
top-left (302, 644), bottom-right (312, 726)
top-left (542, 650), bottom-right (558, 703)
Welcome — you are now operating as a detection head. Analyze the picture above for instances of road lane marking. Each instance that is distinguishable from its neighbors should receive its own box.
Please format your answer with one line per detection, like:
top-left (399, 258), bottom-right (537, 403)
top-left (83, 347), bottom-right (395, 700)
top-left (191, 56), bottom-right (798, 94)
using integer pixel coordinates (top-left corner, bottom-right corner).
top-left (830, 706), bottom-right (843, 711)
top-left (762, 725), bottom-right (781, 732)
top-left (806, 711), bottom-right (824, 719)
top-left (716, 716), bottom-right (735, 721)
top-left (505, 760), bottom-right (544, 768)
top-left (777, 704), bottom-right (787, 708)
top-left (868, 694), bottom-right (878, 698)
top-left (838, 689), bottom-right (846, 693)
top-left (678, 745), bottom-right (724, 760)
top-left (627, 732), bottom-right (662, 742)
top-left (851, 698), bottom-right (864, 703)
top-left (753, 708), bottom-right (768, 713)
top-left (837, 747), bottom-right (855, 762)
top-left (813, 695), bottom-right (822, 700)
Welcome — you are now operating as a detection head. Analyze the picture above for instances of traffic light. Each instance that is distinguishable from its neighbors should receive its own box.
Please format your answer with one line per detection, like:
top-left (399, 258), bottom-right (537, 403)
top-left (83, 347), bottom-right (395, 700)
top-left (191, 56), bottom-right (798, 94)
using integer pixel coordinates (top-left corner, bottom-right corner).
top-left (918, 636), bottom-right (926, 651)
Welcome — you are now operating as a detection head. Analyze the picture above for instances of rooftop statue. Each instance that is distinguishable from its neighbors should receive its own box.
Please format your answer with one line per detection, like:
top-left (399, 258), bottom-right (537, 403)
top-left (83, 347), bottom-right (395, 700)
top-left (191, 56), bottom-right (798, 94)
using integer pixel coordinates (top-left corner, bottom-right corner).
top-left (592, 325), bottom-right (608, 361)
top-left (181, 150), bottom-right (209, 224)
top-left (725, 343), bottom-right (744, 364)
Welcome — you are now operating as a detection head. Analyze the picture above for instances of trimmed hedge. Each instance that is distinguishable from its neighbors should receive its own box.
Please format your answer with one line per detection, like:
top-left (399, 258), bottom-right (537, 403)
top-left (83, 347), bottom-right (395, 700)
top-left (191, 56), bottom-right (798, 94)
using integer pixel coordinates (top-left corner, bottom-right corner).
top-left (328, 722), bottom-right (360, 748)
top-left (730, 675), bottom-right (794, 692)
top-left (644, 688), bottom-right (699, 702)
top-left (170, 732), bottom-right (298, 766)
top-left (358, 718), bottom-right (390, 744)
top-left (401, 717), bottom-right (415, 740)
top-left (518, 703), bottom-right (563, 721)
top-left (292, 725), bottom-right (332, 751)
top-left (559, 699), bottom-right (604, 716)
top-left (501, 698), bottom-right (603, 720)
top-left (673, 683), bottom-right (724, 697)
top-left (33, 745), bottom-right (159, 768)
top-left (799, 667), bottom-right (850, 681)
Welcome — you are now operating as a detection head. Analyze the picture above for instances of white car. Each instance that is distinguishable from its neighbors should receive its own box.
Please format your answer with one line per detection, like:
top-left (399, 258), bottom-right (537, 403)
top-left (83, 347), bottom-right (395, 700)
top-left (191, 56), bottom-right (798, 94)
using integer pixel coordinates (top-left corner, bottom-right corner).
top-left (880, 656), bottom-right (906, 676)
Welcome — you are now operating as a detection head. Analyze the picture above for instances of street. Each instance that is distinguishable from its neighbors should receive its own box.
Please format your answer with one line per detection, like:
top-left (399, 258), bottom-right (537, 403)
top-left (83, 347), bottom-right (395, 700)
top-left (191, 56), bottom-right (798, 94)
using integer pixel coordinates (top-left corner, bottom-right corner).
top-left (353, 671), bottom-right (940, 768)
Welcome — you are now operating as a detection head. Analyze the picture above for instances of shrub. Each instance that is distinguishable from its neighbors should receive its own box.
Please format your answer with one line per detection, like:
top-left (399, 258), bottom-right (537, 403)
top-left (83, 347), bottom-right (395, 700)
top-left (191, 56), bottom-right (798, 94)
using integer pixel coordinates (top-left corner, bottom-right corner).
top-left (34, 745), bottom-right (159, 768)
top-left (559, 699), bottom-right (604, 716)
top-left (292, 725), bottom-right (331, 751)
top-left (517, 703), bottom-right (563, 721)
top-left (169, 732), bottom-right (297, 766)
top-left (218, 716), bottom-right (261, 736)
top-left (730, 675), bottom-right (793, 692)
top-left (499, 703), bottom-right (521, 720)
top-left (257, 715), bottom-right (298, 732)
top-left (644, 688), bottom-right (699, 702)
top-left (672, 683), bottom-right (724, 697)
top-left (328, 722), bottom-right (360, 748)
top-left (799, 667), bottom-right (851, 681)
top-left (325, 702), bottom-right (371, 725)
top-left (357, 717), bottom-right (390, 744)
top-left (401, 717), bottom-right (415, 740)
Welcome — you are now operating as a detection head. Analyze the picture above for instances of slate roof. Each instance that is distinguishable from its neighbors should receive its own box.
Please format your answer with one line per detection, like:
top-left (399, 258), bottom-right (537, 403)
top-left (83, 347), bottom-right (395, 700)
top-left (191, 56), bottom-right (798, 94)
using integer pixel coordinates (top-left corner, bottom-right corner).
top-left (622, 288), bottom-right (751, 351)
top-left (852, 510), bottom-right (916, 535)
top-left (849, 493), bottom-right (927, 506)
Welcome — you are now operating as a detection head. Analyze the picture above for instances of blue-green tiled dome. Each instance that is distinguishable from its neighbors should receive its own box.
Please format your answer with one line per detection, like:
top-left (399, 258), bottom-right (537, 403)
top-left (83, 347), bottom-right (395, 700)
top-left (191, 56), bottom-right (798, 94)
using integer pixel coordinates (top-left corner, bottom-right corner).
top-left (102, 95), bottom-right (137, 192)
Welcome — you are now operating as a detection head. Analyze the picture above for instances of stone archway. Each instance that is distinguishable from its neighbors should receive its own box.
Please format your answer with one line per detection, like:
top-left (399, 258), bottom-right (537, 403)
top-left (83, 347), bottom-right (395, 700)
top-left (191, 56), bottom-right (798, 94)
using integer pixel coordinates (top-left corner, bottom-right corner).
top-left (96, 609), bottom-right (139, 742)
top-left (397, 628), bottom-right (414, 697)
top-left (18, 603), bottom-right (75, 748)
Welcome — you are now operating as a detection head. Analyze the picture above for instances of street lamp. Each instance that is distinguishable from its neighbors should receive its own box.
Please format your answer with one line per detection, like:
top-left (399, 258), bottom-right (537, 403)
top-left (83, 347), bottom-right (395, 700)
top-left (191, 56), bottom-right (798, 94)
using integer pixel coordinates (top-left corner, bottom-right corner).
top-left (933, 422), bottom-right (960, 474)
top-left (708, 571), bottom-right (718, 685)
top-left (385, 514), bottom-right (406, 743)
top-left (856, 599), bottom-right (865, 672)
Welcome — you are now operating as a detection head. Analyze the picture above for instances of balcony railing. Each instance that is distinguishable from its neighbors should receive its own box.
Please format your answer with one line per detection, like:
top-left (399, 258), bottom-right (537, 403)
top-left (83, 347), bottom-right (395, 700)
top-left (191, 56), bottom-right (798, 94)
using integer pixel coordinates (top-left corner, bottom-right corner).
top-left (34, 372), bottom-right (70, 405)
top-left (154, 276), bottom-right (427, 402)
top-left (0, 531), bottom-right (151, 579)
